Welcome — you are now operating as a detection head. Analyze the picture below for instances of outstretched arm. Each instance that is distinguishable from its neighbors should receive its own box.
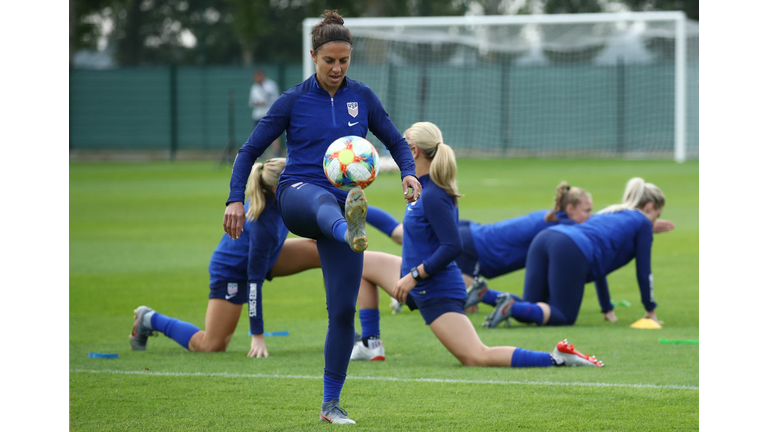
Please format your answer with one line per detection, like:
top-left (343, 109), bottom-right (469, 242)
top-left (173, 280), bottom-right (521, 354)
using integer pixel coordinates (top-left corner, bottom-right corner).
top-left (246, 207), bottom-right (283, 356)
top-left (224, 94), bottom-right (293, 238)
top-left (366, 206), bottom-right (403, 244)
top-left (363, 87), bottom-right (419, 202)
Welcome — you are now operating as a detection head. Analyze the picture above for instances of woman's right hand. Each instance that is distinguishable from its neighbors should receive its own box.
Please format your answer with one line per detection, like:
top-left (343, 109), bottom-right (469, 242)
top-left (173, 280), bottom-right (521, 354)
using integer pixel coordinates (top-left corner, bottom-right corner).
top-left (393, 274), bottom-right (417, 303)
top-left (223, 202), bottom-right (245, 240)
top-left (402, 175), bottom-right (422, 203)
top-left (247, 334), bottom-right (269, 358)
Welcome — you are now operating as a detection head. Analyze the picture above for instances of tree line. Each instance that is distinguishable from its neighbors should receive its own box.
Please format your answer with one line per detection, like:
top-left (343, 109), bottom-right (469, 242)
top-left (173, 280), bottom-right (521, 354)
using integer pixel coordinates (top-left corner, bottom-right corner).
top-left (70, 0), bottom-right (698, 66)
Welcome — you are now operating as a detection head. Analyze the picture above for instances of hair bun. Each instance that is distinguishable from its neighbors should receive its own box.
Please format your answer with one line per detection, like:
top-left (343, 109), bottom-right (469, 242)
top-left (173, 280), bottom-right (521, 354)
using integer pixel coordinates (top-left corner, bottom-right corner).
top-left (322, 10), bottom-right (344, 25)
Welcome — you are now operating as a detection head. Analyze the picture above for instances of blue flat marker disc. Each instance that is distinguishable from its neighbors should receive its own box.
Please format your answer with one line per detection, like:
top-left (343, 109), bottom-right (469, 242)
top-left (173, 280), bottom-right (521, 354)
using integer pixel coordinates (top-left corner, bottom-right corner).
top-left (88, 352), bottom-right (119, 359)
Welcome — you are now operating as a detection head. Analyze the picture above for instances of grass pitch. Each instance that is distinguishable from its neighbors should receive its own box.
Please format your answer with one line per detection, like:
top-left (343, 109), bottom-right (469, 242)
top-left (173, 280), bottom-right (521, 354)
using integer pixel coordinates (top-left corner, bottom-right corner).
top-left (70, 158), bottom-right (698, 431)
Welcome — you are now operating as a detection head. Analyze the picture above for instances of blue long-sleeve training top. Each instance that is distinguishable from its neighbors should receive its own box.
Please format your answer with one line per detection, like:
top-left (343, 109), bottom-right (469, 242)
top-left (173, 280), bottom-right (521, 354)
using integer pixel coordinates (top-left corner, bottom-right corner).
top-left (548, 209), bottom-right (656, 312)
top-left (208, 199), bottom-right (289, 334)
top-left (226, 75), bottom-right (416, 205)
top-left (468, 209), bottom-right (575, 279)
top-left (401, 174), bottom-right (465, 301)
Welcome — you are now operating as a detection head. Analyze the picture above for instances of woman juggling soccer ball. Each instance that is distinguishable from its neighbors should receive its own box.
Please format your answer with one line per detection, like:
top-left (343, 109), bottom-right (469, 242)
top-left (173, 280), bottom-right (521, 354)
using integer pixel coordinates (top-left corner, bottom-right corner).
top-left (222, 10), bottom-right (420, 425)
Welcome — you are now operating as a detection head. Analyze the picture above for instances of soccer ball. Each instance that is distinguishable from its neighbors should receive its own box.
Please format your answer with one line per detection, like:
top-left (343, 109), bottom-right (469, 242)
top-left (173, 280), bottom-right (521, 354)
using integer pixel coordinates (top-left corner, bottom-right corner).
top-left (323, 136), bottom-right (379, 190)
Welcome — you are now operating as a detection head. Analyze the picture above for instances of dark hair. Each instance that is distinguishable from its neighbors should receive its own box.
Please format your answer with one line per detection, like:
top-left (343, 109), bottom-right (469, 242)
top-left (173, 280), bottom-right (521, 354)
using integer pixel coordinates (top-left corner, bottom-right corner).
top-left (544, 181), bottom-right (590, 222)
top-left (311, 10), bottom-right (352, 51)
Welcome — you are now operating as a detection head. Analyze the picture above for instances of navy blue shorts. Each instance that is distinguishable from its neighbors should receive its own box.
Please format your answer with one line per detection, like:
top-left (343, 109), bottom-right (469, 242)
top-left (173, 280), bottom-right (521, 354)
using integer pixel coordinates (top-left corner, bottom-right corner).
top-left (414, 296), bottom-right (467, 325)
top-left (209, 281), bottom-right (248, 305)
top-left (454, 221), bottom-right (480, 277)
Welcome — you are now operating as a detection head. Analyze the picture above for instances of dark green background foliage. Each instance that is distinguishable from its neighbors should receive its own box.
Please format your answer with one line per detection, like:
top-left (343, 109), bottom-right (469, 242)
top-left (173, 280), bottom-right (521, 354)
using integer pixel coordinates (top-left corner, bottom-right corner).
top-left (70, 0), bottom-right (698, 66)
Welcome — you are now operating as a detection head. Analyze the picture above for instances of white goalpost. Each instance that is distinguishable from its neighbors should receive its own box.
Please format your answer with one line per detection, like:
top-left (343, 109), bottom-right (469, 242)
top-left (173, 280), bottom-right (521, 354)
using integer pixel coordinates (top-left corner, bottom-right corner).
top-left (302, 12), bottom-right (697, 162)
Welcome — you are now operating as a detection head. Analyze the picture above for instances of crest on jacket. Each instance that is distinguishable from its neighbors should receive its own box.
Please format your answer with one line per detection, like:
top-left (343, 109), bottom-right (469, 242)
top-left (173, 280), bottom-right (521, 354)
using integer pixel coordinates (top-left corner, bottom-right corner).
top-left (347, 102), bottom-right (358, 118)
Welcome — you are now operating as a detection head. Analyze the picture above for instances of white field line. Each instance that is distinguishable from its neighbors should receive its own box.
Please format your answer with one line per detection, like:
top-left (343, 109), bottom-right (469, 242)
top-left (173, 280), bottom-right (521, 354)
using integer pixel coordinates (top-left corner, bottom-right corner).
top-left (71, 369), bottom-right (698, 391)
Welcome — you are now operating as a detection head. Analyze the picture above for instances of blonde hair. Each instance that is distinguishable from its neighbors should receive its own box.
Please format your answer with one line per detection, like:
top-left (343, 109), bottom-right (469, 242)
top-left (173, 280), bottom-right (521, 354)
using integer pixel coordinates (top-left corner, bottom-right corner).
top-left (404, 122), bottom-right (462, 201)
top-left (599, 177), bottom-right (666, 215)
top-left (245, 158), bottom-right (286, 221)
top-left (544, 181), bottom-right (591, 222)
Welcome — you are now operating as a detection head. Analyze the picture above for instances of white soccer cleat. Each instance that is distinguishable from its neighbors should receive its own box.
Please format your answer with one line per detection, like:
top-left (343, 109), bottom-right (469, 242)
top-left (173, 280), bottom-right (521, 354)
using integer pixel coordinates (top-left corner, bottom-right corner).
top-left (390, 297), bottom-right (402, 314)
top-left (350, 337), bottom-right (385, 361)
top-left (320, 399), bottom-right (356, 424)
top-left (552, 339), bottom-right (604, 367)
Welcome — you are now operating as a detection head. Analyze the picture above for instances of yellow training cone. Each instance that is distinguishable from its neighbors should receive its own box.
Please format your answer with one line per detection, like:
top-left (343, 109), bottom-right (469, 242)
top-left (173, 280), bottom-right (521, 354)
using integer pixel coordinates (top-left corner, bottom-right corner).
top-left (630, 318), bottom-right (662, 329)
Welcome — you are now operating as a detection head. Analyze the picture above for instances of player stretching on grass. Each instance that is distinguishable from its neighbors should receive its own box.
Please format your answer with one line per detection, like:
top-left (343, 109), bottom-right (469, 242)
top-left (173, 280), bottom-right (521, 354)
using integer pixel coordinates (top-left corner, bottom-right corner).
top-left (483, 177), bottom-right (667, 328)
top-left (373, 121), bottom-right (603, 369)
top-left (222, 10), bottom-right (420, 425)
top-left (131, 159), bottom-right (304, 356)
top-left (369, 185), bottom-right (673, 316)
top-left (371, 183), bottom-right (591, 311)
top-left (130, 159), bottom-right (406, 362)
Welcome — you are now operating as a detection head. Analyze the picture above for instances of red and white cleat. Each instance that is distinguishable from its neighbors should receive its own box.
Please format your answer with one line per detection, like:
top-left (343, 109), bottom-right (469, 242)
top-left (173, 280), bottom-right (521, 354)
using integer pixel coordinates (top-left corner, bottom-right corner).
top-left (552, 339), bottom-right (604, 367)
top-left (350, 337), bottom-right (386, 361)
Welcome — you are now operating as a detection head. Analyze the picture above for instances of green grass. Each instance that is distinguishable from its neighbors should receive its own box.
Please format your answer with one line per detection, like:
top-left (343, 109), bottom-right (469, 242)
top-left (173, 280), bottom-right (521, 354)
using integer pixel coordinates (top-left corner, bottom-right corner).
top-left (70, 159), bottom-right (699, 431)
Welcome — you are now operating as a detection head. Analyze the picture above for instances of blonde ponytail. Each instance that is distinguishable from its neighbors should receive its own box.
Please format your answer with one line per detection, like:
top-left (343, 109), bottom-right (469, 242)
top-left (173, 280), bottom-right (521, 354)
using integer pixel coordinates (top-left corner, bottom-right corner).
top-left (404, 122), bottom-right (462, 201)
top-left (429, 143), bottom-right (461, 200)
top-left (599, 177), bottom-right (665, 214)
top-left (245, 158), bottom-right (287, 221)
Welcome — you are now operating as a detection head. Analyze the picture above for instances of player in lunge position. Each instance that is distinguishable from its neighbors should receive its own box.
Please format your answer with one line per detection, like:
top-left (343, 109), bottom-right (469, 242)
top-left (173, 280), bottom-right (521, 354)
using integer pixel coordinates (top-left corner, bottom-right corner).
top-left (360, 121), bottom-right (603, 369)
top-left (131, 159), bottom-right (315, 357)
top-left (222, 10), bottom-right (420, 425)
top-left (129, 160), bottom-right (403, 360)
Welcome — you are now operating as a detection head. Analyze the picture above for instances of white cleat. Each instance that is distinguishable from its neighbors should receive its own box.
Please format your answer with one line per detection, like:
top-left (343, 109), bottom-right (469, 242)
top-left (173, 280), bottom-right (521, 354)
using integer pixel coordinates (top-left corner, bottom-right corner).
top-left (350, 337), bottom-right (385, 361)
top-left (390, 297), bottom-right (402, 314)
top-left (320, 399), bottom-right (356, 424)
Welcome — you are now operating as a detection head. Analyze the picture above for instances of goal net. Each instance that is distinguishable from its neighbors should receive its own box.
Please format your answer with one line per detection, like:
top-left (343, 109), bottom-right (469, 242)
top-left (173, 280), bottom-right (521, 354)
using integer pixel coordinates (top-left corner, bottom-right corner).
top-left (303, 12), bottom-right (698, 161)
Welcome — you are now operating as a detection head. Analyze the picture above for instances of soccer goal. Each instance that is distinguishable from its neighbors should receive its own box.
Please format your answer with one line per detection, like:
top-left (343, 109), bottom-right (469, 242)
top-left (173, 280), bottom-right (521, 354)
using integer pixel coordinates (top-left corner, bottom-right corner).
top-left (302, 12), bottom-right (698, 162)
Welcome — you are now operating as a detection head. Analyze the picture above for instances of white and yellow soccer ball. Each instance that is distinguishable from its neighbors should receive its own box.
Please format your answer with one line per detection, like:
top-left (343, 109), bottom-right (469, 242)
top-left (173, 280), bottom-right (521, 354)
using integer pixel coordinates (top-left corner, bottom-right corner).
top-left (323, 136), bottom-right (379, 190)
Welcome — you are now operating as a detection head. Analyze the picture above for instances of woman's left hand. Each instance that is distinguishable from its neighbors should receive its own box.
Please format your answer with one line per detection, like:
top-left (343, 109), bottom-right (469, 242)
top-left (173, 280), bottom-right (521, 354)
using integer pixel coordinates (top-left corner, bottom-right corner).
top-left (393, 274), bottom-right (417, 303)
top-left (402, 175), bottom-right (422, 203)
top-left (247, 334), bottom-right (269, 358)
